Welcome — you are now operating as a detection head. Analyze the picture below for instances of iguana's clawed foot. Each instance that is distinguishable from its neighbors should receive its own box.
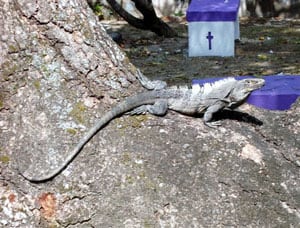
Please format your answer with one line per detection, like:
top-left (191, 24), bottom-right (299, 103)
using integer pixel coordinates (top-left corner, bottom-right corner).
top-left (127, 101), bottom-right (168, 116)
top-left (127, 106), bottom-right (148, 115)
top-left (204, 120), bottom-right (222, 129)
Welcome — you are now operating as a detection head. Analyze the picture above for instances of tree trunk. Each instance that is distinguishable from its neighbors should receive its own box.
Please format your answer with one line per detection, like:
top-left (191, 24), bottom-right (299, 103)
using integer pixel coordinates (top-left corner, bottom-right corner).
top-left (0, 0), bottom-right (299, 227)
top-left (0, 0), bottom-right (140, 225)
top-left (258, 0), bottom-right (275, 17)
top-left (106, 0), bottom-right (177, 37)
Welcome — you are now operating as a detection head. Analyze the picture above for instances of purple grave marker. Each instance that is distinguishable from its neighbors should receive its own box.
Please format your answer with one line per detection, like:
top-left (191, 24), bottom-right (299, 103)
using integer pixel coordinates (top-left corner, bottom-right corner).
top-left (187, 0), bottom-right (240, 57)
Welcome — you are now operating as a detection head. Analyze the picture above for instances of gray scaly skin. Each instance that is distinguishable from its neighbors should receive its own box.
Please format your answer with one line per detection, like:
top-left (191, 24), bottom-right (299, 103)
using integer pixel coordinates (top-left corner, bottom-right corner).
top-left (21, 72), bottom-right (265, 182)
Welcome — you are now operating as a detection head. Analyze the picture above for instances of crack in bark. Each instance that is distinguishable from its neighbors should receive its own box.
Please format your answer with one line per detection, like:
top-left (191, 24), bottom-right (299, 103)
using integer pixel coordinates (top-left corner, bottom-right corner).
top-left (255, 127), bottom-right (282, 147)
top-left (280, 151), bottom-right (300, 168)
top-left (233, 181), bottom-right (265, 196)
top-left (59, 217), bottom-right (92, 228)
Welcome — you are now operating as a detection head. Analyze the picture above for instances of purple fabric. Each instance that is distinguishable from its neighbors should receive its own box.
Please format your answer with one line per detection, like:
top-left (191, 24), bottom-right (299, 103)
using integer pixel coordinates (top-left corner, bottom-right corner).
top-left (187, 0), bottom-right (240, 22)
top-left (192, 75), bottom-right (300, 110)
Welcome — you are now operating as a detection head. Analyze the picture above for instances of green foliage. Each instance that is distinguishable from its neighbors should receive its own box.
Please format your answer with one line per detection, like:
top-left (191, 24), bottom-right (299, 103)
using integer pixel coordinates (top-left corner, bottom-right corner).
top-left (92, 3), bottom-right (104, 18)
top-left (174, 10), bottom-right (184, 17)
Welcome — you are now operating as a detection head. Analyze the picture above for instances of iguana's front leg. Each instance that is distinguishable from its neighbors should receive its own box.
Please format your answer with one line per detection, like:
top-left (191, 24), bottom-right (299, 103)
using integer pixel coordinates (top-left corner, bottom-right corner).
top-left (137, 70), bottom-right (167, 90)
top-left (203, 101), bottom-right (227, 128)
top-left (128, 100), bottom-right (168, 116)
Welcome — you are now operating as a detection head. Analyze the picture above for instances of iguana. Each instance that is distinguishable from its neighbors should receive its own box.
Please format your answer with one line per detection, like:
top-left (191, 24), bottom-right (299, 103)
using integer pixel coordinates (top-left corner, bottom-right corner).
top-left (21, 72), bottom-right (265, 182)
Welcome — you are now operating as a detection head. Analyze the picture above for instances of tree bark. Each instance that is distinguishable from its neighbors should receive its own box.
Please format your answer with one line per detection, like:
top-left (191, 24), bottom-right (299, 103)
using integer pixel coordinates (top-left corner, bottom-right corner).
top-left (258, 0), bottom-right (275, 17)
top-left (0, 0), bottom-right (140, 225)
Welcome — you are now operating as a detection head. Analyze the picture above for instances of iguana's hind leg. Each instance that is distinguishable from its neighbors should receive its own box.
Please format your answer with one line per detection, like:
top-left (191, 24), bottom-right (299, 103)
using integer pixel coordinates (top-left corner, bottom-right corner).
top-left (203, 101), bottom-right (226, 128)
top-left (128, 100), bottom-right (168, 116)
top-left (137, 70), bottom-right (167, 90)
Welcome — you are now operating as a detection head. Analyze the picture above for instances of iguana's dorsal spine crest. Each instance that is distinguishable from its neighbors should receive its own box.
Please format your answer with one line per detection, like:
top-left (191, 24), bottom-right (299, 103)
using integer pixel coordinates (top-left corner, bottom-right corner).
top-left (201, 78), bottom-right (236, 95)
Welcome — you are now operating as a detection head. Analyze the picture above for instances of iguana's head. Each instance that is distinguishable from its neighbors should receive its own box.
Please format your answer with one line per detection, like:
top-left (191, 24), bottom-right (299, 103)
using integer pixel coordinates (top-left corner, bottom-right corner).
top-left (228, 78), bottom-right (265, 108)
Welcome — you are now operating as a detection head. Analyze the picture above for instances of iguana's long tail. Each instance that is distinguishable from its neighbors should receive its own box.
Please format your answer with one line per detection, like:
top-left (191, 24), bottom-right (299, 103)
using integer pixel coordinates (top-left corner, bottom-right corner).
top-left (21, 91), bottom-right (161, 182)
